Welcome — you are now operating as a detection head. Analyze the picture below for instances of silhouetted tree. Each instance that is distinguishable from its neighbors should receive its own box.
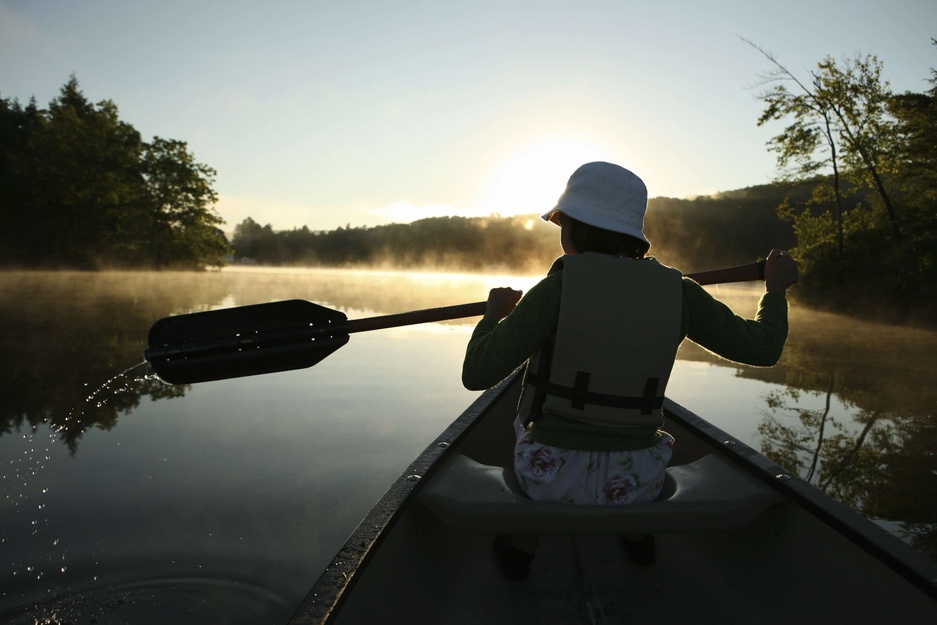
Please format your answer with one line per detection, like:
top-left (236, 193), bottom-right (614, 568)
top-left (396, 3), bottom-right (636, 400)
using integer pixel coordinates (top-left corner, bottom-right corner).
top-left (141, 137), bottom-right (228, 268)
top-left (748, 41), bottom-right (937, 314)
top-left (0, 76), bottom-right (229, 268)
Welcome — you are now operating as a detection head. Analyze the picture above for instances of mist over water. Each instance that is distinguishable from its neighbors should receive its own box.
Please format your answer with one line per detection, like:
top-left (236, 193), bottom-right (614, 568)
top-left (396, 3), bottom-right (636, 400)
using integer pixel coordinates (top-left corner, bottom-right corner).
top-left (1, 268), bottom-right (934, 622)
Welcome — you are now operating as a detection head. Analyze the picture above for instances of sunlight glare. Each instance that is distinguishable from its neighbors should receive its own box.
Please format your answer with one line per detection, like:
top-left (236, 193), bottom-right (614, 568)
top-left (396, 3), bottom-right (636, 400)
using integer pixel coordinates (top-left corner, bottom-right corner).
top-left (479, 137), bottom-right (619, 217)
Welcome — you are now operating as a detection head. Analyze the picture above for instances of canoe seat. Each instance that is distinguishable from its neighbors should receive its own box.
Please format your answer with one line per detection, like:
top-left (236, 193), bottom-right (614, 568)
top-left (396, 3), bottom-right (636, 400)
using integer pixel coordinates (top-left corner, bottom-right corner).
top-left (415, 453), bottom-right (785, 535)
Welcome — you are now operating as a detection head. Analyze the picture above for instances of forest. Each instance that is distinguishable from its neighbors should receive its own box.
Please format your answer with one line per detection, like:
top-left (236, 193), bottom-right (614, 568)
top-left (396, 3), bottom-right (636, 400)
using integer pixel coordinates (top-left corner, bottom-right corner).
top-left (2, 44), bottom-right (936, 317)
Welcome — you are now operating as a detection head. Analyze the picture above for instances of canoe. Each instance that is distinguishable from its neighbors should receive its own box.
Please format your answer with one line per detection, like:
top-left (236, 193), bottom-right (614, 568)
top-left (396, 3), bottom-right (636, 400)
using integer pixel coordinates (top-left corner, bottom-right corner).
top-left (287, 370), bottom-right (937, 624)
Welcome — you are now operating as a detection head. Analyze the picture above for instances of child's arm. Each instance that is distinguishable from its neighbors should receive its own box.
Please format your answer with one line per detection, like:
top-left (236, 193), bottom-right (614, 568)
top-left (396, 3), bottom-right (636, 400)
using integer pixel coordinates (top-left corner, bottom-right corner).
top-left (684, 279), bottom-right (789, 367)
top-left (461, 273), bottom-right (562, 390)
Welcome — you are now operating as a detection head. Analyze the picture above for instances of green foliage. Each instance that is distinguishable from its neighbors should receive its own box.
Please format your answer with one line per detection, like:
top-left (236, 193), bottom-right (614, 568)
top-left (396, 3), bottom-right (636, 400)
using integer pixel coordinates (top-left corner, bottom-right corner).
top-left (752, 42), bottom-right (937, 317)
top-left (0, 76), bottom-right (230, 269)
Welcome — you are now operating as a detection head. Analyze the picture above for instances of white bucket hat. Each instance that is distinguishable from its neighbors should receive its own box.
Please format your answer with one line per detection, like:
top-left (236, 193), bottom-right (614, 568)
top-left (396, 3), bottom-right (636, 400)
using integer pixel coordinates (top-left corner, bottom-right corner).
top-left (542, 161), bottom-right (649, 246)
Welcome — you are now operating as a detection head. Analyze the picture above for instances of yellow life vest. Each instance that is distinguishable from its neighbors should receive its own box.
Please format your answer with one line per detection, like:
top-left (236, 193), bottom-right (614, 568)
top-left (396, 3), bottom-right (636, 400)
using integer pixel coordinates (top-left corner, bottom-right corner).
top-left (517, 253), bottom-right (683, 429)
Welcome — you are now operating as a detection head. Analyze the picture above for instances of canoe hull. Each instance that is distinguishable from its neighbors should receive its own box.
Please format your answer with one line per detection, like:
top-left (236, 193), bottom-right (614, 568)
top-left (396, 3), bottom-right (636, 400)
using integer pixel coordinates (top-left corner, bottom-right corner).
top-left (288, 372), bottom-right (937, 624)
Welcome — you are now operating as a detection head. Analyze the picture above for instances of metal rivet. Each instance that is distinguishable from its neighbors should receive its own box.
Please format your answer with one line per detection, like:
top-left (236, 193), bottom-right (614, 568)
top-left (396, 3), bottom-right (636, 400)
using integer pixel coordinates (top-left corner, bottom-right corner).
top-left (775, 474), bottom-right (791, 481)
top-left (724, 440), bottom-right (736, 446)
top-left (406, 474), bottom-right (422, 482)
top-left (436, 441), bottom-right (450, 448)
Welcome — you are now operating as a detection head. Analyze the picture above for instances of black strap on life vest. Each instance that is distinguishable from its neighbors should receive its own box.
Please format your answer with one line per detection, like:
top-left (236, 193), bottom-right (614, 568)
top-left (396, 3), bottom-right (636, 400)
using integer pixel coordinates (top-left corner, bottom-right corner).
top-left (526, 371), bottom-right (663, 414)
top-left (524, 335), bottom-right (555, 425)
top-left (640, 377), bottom-right (660, 415)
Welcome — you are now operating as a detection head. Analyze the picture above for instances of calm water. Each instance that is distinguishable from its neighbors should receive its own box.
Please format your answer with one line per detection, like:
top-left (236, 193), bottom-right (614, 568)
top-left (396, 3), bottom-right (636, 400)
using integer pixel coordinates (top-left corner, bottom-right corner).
top-left (1, 267), bottom-right (935, 624)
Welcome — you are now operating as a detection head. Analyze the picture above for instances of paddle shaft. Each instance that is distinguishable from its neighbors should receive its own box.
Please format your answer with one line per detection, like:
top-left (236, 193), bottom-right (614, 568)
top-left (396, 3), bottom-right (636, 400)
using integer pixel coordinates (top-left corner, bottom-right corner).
top-left (345, 259), bottom-right (766, 332)
top-left (686, 259), bottom-right (765, 287)
top-left (348, 302), bottom-right (488, 333)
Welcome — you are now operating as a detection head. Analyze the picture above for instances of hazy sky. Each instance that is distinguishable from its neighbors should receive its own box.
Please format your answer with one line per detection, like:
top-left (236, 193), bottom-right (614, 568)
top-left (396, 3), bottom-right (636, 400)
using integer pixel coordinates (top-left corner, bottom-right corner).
top-left (2, 1), bottom-right (934, 231)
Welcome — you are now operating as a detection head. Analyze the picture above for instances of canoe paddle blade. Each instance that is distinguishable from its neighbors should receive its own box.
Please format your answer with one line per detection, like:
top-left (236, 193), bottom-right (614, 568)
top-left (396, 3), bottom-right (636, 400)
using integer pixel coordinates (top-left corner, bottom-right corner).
top-left (145, 300), bottom-right (349, 384)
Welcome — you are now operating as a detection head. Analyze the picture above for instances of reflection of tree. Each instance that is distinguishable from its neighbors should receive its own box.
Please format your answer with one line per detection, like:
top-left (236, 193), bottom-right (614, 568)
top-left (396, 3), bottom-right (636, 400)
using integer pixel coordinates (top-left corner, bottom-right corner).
top-left (759, 377), bottom-right (937, 560)
top-left (0, 271), bottom-right (230, 453)
top-left (867, 413), bottom-right (937, 562)
top-left (760, 377), bottom-right (836, 483)
top-left (50, 373), bottom-right (188, 455)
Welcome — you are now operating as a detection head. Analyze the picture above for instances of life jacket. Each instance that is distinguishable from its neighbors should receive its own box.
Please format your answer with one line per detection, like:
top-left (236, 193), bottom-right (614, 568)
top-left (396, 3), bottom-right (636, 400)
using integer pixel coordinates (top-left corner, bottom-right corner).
top-left (517, 253), bottom-right (683, 429)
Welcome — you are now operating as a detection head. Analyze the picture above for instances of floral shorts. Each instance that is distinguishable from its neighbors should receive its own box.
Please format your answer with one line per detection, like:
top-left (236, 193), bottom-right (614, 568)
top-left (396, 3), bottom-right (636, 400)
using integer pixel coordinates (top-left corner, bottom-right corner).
top-left (512, 417), bottom-right (675, 505)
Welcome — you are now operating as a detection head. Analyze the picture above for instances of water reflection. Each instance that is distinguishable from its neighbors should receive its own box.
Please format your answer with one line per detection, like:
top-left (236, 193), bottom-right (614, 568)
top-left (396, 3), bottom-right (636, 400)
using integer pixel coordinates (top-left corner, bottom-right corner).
top-left (1, 269), bottom-right (935, 622)
top-left (776, 306), bottom-right (936, 559)
top-left (757, 373), bottom-right (937, 560)
top-left (0, 268), bottom-right (493, 623)
top-left (672, 290), bottom-right (937, 560)
top-left (0, 271), bottom-right (226, 452)
top-left (0, 267), bottom-right (525, 452)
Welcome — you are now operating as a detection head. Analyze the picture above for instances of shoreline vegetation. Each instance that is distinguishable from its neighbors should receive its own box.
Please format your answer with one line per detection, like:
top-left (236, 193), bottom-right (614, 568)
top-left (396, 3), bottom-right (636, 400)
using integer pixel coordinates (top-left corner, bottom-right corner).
top-left (2, 45), bottom-right (935, 324)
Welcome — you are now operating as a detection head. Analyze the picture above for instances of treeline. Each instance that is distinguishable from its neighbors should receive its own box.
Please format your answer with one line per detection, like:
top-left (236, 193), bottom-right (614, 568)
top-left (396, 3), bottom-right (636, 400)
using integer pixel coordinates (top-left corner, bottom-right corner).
top-left (230, 187), bottom-right (800, 274)
top-left (0, 76), bottom-right (230, 269)
top-left (231, 214), bottom-right (558, 273)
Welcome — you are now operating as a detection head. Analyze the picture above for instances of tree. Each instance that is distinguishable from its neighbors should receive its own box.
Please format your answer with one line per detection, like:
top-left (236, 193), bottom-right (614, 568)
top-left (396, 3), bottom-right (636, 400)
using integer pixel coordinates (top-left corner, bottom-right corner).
top-left (748, 42), bottom-right (902, 251)
top-left (41, 76), bottom-right (146, 265)
top-left (748, 42), bottom-right (937, 313)
top-left (0, 97), bottom-right (48, 262)
top-left (818, 55), bottom-right (903, 243)
top-left (0, 76), bottom-right (230, 268)
top-left (746, 40), bottom-right (850, 259)
top-left (231, 217), bottom-right (276, 261)
top-left (891, 50), bottom-right (937, 186)
top-left (888, 44), bottom-right (937, 302)
top-left (140, 137), bottom-right (230, 268)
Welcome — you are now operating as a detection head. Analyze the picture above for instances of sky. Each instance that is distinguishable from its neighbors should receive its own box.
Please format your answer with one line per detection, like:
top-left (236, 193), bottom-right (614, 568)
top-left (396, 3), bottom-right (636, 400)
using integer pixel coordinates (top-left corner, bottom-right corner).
top-left (1, 0), bottom-right (935, 232)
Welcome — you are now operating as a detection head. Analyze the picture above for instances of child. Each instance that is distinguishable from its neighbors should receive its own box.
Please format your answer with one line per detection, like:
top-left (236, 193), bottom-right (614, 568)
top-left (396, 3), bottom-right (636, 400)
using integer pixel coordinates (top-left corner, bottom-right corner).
top-left (461, 161), bottom-right (798, 578)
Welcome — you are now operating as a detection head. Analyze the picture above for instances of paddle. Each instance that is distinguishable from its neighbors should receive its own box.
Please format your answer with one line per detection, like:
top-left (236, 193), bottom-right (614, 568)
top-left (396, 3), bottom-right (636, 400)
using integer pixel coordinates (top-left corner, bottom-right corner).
top-left (145, 260), bottom-right (765, 384)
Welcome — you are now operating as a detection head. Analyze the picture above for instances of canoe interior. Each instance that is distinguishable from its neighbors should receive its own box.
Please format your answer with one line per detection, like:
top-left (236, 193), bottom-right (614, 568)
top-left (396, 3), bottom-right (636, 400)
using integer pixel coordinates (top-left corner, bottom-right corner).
top-left (288, 373), bottom-right (937, 625)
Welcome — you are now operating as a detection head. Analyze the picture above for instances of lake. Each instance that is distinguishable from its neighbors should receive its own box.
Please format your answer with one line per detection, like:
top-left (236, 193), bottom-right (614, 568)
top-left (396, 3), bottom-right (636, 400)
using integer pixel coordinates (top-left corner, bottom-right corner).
top-left (1, 267), bottom-right (935, 624)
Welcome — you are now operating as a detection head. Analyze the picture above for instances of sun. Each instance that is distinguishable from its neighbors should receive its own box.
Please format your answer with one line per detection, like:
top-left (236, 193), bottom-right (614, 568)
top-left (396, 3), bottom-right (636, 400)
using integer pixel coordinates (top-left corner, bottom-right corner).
top-left (478, 136), bottom-right (620, 217)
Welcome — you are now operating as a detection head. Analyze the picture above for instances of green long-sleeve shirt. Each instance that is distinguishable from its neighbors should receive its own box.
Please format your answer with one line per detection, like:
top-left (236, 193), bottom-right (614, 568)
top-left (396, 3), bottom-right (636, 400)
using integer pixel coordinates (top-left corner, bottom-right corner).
top-left (461, 271), bottom-right (789, 450)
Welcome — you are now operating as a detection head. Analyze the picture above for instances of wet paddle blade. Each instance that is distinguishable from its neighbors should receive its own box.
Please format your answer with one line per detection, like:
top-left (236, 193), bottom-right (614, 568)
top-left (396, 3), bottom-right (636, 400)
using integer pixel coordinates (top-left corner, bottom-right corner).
top-left (145, 300), bottom-right (349, 384)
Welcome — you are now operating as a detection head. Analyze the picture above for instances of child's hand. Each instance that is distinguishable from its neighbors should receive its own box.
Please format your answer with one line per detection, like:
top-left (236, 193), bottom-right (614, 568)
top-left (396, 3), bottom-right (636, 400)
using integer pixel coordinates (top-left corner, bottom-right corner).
top-left (484, 287), bottom-right (523, 320)
top-left (764, 249), bottom-right (798, 294)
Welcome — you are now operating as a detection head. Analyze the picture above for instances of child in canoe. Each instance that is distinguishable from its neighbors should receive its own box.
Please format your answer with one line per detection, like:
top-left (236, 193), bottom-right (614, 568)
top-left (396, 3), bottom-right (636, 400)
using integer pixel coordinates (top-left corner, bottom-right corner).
top-left (461, 161), bottom-right (798, 578)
